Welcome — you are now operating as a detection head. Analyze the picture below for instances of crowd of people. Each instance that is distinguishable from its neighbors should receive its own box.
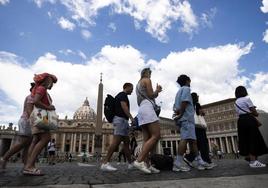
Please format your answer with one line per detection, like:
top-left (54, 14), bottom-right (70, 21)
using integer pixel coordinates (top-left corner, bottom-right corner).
top-left (0, 69), bottom-right (267, 176)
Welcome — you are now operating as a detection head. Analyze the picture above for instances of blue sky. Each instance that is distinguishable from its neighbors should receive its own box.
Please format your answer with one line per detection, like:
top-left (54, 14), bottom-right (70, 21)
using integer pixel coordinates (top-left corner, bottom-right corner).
top-left (0, 0), bottom-right (268, 125)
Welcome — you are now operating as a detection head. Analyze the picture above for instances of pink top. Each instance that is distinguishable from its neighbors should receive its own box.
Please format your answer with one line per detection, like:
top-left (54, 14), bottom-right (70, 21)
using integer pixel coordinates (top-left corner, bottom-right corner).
top-left (21, 95), bottom-right (34, 119)
top-left (34, 85), bottom-right (52, 106)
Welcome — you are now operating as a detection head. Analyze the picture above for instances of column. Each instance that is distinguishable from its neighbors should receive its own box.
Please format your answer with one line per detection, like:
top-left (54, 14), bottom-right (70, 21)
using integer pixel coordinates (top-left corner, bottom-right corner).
top-left (225, 137), bottom-right (230, 153)
top-left (158, 140), bottom-right (162, 154)
top-left (86, 133), bottom-right (91, 153)
top-left (208, 138), bottom-right (212, 152)
top-left (61, 133), bottom-right (65, 152)
top-left (73, 133), bottom-right (77, 153)
top-left (231, 136), bottom-right (236, 152)
top-left (70, 133), bottom-right (74, 153)
top-left (79, 133), bottom-right (82, 153)
top-left (102, 134), bottom-right (105, 153)
top-left (170, 140), bottom-right (173, 156)
top-left (92, 134), bottom-right (95, 153)
top-left (219, 137), bottom-right (223, 152)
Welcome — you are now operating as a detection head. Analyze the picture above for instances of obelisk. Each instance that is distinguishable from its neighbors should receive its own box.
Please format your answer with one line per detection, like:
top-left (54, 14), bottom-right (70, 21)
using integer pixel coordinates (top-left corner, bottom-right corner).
top-left (94, 73), bottom-right (103, 154)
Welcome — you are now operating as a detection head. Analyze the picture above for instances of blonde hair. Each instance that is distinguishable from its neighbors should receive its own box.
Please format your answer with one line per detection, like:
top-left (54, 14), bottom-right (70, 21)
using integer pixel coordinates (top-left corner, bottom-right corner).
top-left (141, 68), bottom-right (151, 78)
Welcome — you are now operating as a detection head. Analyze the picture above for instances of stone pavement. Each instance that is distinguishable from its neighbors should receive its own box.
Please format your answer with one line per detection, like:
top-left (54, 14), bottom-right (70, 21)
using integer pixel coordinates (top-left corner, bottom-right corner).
top-left (1, 155), bottom-right (268, 188)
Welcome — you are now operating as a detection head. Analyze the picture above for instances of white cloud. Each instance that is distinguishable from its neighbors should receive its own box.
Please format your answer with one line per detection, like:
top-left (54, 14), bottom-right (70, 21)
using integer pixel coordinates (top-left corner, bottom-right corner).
top-left (58, 17), bottom-right (76, 31)
top-left (81, 29), bottom-right (91, 40)
top-left (0, 0), bottom-right (9, 5)
top-left (2, 42), bottom-right (268, 125)
top-left (261, 0), bottom-right (268, 13)
top-left (59, 49), bottom-right (75, 56)
top-left (78, 50), bottom-right (87, 60)
top-left (200, 7), bottom-right (217, 28)
top-left (108, 22), bottom-right (116, 32)
top-left (33, 0), bottom-right (56, 8)
top-left (263, 29), bottom-right (268, 43)
top-left (32, 0), bottom-right (201, 42)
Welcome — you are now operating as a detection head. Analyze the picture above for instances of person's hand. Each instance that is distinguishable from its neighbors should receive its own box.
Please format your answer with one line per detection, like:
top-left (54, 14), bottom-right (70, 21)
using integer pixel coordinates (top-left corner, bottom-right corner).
top-left (156, 84), bottom-right (162, 93)
top-left (47, 105), bottom-right (55, 110)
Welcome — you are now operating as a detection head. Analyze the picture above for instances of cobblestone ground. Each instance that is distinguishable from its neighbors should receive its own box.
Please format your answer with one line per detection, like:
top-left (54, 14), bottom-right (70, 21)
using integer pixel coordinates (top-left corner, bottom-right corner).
top-left (0, 155), bottom-right (268, 187)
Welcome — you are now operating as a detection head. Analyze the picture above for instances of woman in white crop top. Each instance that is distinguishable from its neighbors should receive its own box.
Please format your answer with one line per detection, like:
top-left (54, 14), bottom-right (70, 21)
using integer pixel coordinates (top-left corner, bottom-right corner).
top-left (235, 86), bottom-right (268, 168)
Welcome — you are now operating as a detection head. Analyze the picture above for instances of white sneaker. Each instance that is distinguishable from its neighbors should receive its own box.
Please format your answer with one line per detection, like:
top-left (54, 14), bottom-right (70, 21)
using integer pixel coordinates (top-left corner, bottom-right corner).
top-left (127, 163), bottom-right (134, 170)
top-left (100, 163), bottom-right (117, 171)
top-left (173, 163), bottom-right (190, 172)
top-left (249, 161), bottom-right (266, 168)
top-left (148, 166), bottom-right (160, 174)
top-left (133, 161), bottom-right (151, 174)
top-left (202, 162), bottom-right (216, 169)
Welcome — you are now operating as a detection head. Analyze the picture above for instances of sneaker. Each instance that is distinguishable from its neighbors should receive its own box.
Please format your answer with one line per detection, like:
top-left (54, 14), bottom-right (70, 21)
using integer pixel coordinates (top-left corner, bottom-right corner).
top-left (148, 166), bottom-right (160, 174)
top-left (203, 162), bottom-right (217, 169)
top-left (183, 157), bottom-right (194, 168)
top-left (133, 160), bottom-right (151, 174)
top-left (249, 161), bottom-right (266, 168)
top-left (127, 163), bottom-right (134, 170)
top-left (173, 163), bottom-right (190, 172)
top-left (100, 163), bottom-right (117, 171)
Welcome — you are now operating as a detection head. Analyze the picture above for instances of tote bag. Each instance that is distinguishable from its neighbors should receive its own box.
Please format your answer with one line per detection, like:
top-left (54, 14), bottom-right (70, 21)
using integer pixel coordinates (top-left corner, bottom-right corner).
top-left (194, 113), bottom-right (207, 129)
top-left (30, 106), bottom-right (58, 130)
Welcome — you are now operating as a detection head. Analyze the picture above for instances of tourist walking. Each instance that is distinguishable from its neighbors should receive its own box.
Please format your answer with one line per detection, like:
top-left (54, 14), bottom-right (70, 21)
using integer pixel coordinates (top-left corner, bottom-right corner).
top-left (133, 68), bottom-right (162, 174)
top-left (23, 73), bottom-right (57, 175)
top-left (234, 86), bottom-right (268, 168)
top-left (101, 83), bottom-right (134, 171)
top-left (47, 138), bottom-right (56, 165)
top-left (172, 75), bottom-right (206, 172)
top-left (0, 83), bottom-right (35, 169)
top-left (183, 92), bottom-right (216, 169)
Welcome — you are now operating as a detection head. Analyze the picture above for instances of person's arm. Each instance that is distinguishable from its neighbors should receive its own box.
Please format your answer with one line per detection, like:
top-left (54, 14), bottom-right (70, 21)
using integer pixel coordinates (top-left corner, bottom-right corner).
top-left (120, 101), bottom-right (134, 122)
top-left (25, 103), bottom-right (34, 118)
top-left (249, 107), bottom-right (258, 116)
top-left (143, 79), bottom-right (162, 99)
top-left (179, 101), bottom-right (188, 115)
top-left (247, 98), bottom-right (258, 116)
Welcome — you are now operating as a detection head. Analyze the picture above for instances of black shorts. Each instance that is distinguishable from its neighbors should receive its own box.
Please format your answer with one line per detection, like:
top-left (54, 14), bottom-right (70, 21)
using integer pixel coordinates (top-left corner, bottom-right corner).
top-left (48, 151), bottom-right (55, 156)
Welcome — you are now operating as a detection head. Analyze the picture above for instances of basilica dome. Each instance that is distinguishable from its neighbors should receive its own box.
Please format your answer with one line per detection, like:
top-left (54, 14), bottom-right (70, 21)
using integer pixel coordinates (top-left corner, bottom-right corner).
top-left (73, 98), bottom-right (96, 120)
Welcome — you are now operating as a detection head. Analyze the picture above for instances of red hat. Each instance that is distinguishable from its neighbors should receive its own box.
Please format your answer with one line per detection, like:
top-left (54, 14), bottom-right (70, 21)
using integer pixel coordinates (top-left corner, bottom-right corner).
top-left (33, 73), bottom-right (57, 84)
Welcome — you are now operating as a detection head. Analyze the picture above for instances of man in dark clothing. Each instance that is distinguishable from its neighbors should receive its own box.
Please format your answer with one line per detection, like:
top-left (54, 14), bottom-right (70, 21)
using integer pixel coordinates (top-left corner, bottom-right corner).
top-left (101, 83), bottom-right (134, 171)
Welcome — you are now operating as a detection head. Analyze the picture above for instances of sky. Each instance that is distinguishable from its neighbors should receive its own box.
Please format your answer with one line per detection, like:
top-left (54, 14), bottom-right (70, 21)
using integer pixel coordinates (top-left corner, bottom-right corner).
top-left (0, 0), bottom-right (268, 125)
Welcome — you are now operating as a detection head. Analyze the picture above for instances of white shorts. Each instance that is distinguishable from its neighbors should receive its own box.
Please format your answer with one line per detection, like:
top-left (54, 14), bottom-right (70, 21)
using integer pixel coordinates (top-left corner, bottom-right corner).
top-left (18, 117), bottom-right (32, 137)
top-left (137, 100), bottom-right (159, 126)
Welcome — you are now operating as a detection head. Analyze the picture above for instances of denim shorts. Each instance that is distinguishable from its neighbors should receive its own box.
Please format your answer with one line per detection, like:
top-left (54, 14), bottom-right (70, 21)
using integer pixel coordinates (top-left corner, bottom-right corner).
top-left (177, 120), bottom-right (196, 140)
top-left (113, 116), bottom-right (129, 136)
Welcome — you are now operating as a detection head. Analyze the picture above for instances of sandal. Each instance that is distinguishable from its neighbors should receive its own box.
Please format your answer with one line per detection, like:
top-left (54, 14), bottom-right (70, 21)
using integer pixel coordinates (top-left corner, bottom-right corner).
top-left (23, 168), bottom-right (44, 176)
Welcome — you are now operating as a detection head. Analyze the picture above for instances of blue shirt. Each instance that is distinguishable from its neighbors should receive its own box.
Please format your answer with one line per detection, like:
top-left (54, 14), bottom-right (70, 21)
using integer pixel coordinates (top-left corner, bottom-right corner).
top-left (173, 86), bottom-right (195, 123)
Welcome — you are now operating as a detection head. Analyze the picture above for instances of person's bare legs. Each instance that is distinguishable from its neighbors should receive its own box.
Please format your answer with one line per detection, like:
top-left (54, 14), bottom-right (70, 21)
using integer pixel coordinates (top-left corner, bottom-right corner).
top-left (1, 136), bottom-right (31, 169)
top-left (122, 137), bottom-right (132, 164)
top-left (24, 132), bottom-right (51, 170)
top-left (103, 135), bottom-right (122, 164)
top-left (137, 121), bottom-right (160, 162)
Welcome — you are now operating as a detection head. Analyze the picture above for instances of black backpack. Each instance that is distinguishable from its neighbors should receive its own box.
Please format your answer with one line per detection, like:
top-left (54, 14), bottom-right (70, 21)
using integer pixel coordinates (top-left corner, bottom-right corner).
top-left (150, 154), bottom-right (174, 171)
top-left (104, 94), bottom-right (116, 123)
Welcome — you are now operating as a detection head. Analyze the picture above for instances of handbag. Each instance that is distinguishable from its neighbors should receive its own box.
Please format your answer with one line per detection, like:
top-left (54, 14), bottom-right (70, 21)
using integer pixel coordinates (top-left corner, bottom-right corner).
top-left (30, 93), bottom-right (58, 130)
top-left (30, 106), bottom-right (58, 130)
top-left (235, 103), bottom-right (262, 127)
top-left (137, 84), bottom-right (161, 116)
top-left (194, 112), bottom-right (207, 129)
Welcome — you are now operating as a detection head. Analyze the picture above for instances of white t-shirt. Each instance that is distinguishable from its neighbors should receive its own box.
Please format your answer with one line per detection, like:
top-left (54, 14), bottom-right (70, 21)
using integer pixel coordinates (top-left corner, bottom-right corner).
top-left (48, 142), bottom-right (56, 152)
top-left (235, 97), bottom-right (255, 115)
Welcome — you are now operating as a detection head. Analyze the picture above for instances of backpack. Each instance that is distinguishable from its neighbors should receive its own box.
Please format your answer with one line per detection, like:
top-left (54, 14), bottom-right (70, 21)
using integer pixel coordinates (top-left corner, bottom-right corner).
top-left (104, 94), bottom-right (116, 123)
top-left (150, 154), bottom-right (173, 171)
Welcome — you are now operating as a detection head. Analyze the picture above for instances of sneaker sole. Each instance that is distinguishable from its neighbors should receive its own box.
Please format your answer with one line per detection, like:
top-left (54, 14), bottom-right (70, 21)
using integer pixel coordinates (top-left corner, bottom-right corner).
top-left (133, 163), bottom-right (151, 174)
